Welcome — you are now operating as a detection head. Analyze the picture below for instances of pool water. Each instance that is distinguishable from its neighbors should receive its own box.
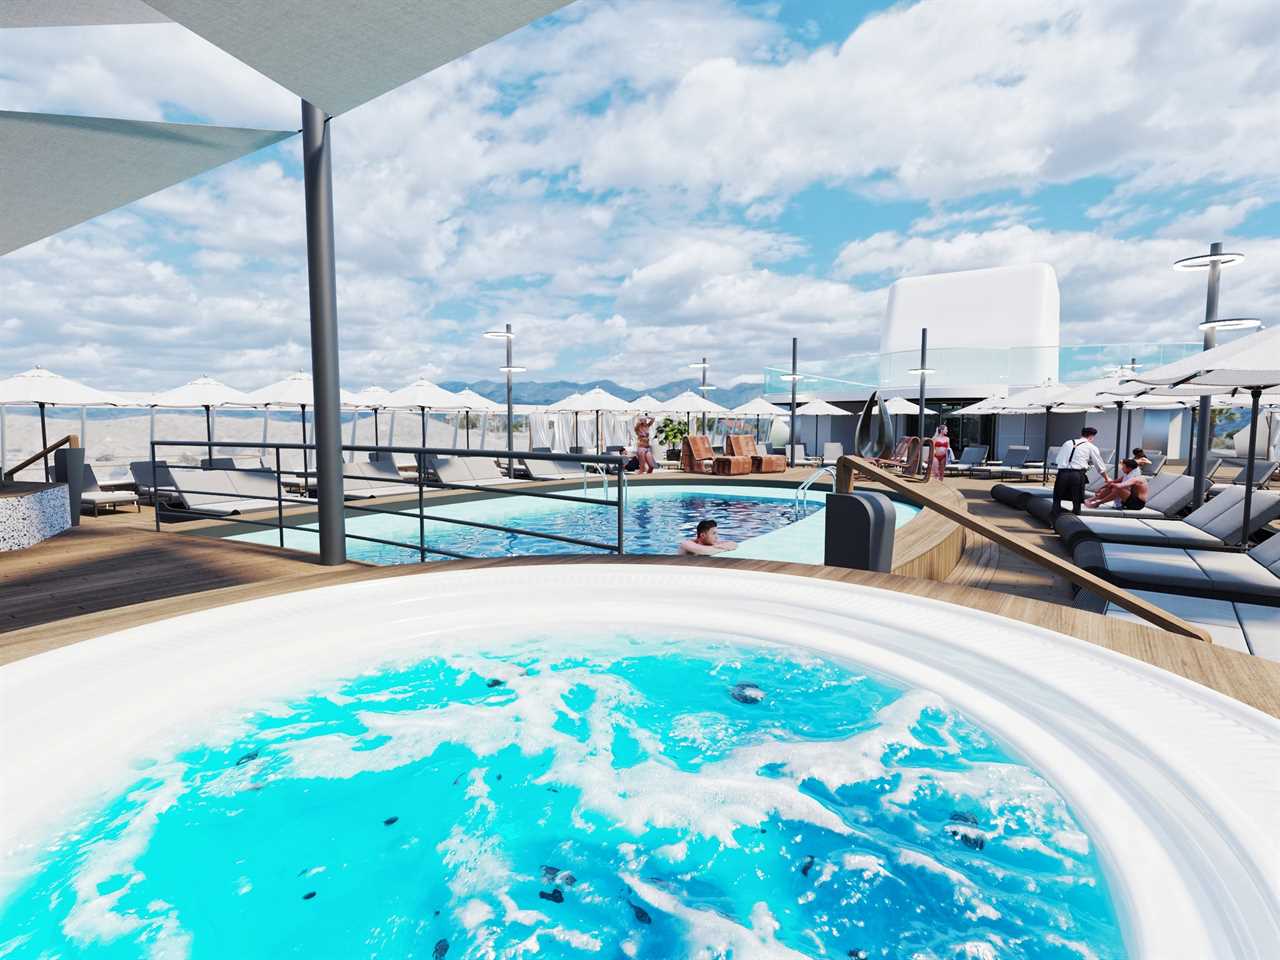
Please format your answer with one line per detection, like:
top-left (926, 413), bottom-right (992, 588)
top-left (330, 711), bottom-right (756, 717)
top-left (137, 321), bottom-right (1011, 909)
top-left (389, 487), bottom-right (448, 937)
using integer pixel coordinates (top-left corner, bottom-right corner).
top-left (1, 633), bottom-right (1126, 959)
top-left (231, 483), bottom-right (921, 565)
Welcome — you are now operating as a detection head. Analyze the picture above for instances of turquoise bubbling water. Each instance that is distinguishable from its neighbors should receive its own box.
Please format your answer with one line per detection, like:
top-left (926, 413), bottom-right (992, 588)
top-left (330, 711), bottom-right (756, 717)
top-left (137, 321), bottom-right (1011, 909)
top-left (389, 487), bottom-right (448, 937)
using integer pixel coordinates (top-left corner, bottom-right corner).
top-left (0, 634), bottom-right (1125, 958)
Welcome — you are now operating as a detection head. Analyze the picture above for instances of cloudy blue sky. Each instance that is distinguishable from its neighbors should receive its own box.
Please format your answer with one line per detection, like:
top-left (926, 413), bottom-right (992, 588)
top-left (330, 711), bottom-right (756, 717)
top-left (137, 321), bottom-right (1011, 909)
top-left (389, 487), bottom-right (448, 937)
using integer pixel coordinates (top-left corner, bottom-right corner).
top-left (1, 0), bottom-right (1277, 392)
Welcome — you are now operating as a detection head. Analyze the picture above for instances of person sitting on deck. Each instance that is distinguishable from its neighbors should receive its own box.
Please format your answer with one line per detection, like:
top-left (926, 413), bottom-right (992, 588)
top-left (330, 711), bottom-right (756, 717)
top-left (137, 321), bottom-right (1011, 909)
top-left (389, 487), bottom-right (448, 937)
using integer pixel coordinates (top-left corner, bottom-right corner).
top-left (678, 519), bottom-right (738, 556)
top-left (1085, 458), bottom-right (1149, 510)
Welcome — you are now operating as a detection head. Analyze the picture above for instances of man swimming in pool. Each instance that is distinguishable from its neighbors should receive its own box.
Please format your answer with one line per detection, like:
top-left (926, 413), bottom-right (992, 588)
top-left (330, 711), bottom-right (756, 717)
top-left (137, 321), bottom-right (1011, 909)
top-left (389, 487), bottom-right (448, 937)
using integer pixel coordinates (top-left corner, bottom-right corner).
top-left (678, 519), bottom-right (738, 555)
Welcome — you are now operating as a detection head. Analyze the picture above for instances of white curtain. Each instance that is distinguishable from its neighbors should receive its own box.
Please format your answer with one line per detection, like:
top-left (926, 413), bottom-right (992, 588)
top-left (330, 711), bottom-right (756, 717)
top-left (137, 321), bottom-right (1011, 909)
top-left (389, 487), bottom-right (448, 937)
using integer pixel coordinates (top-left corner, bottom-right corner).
top-left (530, 413), bottom-right (556, 449)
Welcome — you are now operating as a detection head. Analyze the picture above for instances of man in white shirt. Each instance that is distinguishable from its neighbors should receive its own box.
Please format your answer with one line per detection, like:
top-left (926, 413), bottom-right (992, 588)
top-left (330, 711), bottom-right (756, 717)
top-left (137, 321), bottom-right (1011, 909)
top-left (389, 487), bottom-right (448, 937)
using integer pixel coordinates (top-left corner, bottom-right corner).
top-left (1049, 426), bottom-right (1111, 522)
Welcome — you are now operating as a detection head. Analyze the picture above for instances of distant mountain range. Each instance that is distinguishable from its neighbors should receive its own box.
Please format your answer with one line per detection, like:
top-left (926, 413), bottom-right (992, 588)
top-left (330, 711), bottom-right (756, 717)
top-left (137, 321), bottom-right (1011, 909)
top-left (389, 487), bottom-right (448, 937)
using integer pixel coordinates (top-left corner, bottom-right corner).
top-left (439, 377), bottom-right (765, 410)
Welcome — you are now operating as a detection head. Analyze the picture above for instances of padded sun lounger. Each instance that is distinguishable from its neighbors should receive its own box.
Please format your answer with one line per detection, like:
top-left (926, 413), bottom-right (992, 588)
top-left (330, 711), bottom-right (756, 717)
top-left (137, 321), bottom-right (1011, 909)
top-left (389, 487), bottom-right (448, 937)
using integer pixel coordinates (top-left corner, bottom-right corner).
top-left (1072, 588), bottom-right (1276, 658)
top-left (1056, 486), bottom-right (1280, 552)
top-left (1208, 460), bottom-right (1278, 497)
top-left (129, 460), bottom-right (179, 505)
top-left (945, 445), bottom-right (988, 476)
top-left (201, 456), bottom-right (267, 470)
top-left (339, 461), bottom-right (408, 499)
top-left (1071, 533), bottom-right (1280, 608)
top-left (81, 464), bottom-right (140, 515)
top-left (167, 469), bottom-right (278, 516)
top-left (992, 467), bottom-right (1107, 511)
top-left (727, 435), bottom-right (786, 473)
top-left (822, 442), bottom-right (844, 466)
top-left (972, 445), bottom-right (1031, 480)
top-left (1025, 473), bottom-right (1186, 525)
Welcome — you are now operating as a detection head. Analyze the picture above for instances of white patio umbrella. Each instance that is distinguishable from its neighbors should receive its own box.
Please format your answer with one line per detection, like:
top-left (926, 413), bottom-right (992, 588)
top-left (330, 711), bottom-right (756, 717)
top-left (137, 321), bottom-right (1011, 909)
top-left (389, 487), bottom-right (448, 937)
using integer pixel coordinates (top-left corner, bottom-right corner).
top-left (993, 381), bottom-right (1098, 482)
top-left (0, 367), bottom-right (123, 479)
top-left (876, 396), bottom-right (937, 416)
top-left (1115, 326), bottom-right (1280, 540)
top-left (550, 387), bottom-right (632, 452)
top-left (452, 388), bottom-right (502, 448)
top-left (631, 393), bottom-right (663, 410)
top-left (348, 386), bottom-right (392, 447)
top-left (794, 399), bottom-right (849, 456)
top-left (731, 397), bottom-right (789, 442)
top-left (658, 390), bottom-right (731, 440)
top-left (149, 376), bottom-right (256, 465)
top-left (1053, 374), bottom-right (1189, 473)
top-left (249, 372), bottom-right (358, 477)
top-left (385, 378), bottom-right (466, 449)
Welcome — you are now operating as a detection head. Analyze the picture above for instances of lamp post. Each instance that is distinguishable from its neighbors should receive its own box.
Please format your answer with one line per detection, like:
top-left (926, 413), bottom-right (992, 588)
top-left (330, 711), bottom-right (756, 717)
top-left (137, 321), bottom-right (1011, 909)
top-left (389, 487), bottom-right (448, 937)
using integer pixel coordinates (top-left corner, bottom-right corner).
top-left (484, 325), bottom-right (524, 477)
top-left (689, 358), bottom-right (712, 434)
top-left (1174, 242), bottom-right (1244, 505)
top-left (907, 328), bottom-right (936, 439)
top-left (781, 338), bottom-right (801, 467)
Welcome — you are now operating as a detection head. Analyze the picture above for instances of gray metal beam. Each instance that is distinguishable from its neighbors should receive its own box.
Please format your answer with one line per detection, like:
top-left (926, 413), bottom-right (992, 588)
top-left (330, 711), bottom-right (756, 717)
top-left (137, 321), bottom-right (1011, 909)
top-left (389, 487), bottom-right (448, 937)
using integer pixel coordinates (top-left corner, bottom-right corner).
top-left (301, 99), bottom-right (345, 564)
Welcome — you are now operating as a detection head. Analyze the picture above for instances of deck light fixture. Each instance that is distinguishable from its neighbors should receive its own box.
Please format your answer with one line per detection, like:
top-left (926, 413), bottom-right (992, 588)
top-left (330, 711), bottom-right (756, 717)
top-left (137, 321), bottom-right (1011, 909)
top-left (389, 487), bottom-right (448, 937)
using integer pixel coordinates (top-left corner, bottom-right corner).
top-left (1198, 317), bottom-right (1261, 331)
top-left (483, 323), bottom-right (518, 475)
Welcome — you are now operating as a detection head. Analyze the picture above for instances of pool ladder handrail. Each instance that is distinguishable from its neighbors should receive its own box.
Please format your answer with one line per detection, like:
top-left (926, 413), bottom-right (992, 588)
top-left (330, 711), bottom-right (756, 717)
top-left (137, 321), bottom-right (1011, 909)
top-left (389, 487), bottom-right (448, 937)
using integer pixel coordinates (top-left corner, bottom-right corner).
top-left (794, 466), bottom-right (836, 518)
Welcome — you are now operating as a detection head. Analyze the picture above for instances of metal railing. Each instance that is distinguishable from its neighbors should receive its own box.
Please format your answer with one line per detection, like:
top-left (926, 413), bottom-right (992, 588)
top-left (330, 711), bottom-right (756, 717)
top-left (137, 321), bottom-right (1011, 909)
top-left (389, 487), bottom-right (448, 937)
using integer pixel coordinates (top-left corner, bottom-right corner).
top-left (794, 466), bottom-right (835, 518)
top-left (148, 440), bottom-right (627, 562)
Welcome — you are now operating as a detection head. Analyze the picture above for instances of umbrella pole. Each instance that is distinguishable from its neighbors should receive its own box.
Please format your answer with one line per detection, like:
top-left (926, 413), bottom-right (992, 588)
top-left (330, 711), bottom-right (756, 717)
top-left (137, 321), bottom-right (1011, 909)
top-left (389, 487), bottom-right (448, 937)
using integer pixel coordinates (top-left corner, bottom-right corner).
top-left (420, 407), bottom-right (427, 449)
top-left (1042, 406), bottom-right (1052, 484)
top-left (1240, 388), bottom-right (1262, 548)
top-left (466, 414), bottom-right (471, 450)
top-left (1113, 403), bottom-right (1123, 474)
top-left (39, 402), bottom-right (49, 481)
top-left (205, 405), bottom-right (214, 467)
top-left (301, 404), bottom-right (308, 482)
top-left (374, 409), bottom-right (380, 446)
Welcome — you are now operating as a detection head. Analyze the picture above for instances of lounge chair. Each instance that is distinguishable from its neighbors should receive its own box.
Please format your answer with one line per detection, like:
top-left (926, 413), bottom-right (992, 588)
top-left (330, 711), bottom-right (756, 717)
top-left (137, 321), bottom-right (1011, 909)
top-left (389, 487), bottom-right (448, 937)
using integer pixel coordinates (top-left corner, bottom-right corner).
top-left (129, 460), bottom-right (178, 505)
top-left (1183, 456), bottom-right (1222, 479)
top-left (971, 445), bottom-right (1031, 480)
top-left (945, 445), bottom-right (989, 476)
top-left (1071, 533), bottom-right (1280, 609)
top-left (1054, 486), bottom-right (1280, 552)
top-left (1073, 589), bottom-right (1276, 659)
top-left (201, 456), bottom-right (267, 470)
top-left (1144, 453), bottom-right (1167, 475)
top-left (167, 468), bottom-right (279, 516)
top-left (711, 438), bottom-right (751, 476)
top-left (786, 444), bottom-right (819, 466)
top-left (991, 466), bottom-right (1106, 510)
top-left (727, 435), bottom-right (786, 474)
top-left (342, 461), bottom-right (408, 499)
top-left (1208, 460), bottom-right (1278, 497)
top-left (873, 437), bottom-right (911, 469)
top-left (681, 436), bottom-right (716, 474)
top-left (80, 464), bottom-right (140, 515)
top-left (1024, 472), bottom-right (1188, 525)
top-left (821, 442), bottom-right (844, 466)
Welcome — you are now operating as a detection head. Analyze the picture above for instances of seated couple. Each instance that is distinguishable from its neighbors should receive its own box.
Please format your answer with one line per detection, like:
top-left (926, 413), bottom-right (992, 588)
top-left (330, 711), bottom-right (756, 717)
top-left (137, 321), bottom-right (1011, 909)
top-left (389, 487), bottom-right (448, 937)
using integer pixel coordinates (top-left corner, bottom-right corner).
top-left (1085, 457), bottom-right (1148, 510)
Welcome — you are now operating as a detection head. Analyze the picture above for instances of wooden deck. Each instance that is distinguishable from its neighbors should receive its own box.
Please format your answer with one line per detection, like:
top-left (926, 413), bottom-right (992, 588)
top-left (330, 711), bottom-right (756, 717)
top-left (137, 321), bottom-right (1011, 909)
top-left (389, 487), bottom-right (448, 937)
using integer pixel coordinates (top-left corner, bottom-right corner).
top-left (2, 468), bottom-right (1277, 717)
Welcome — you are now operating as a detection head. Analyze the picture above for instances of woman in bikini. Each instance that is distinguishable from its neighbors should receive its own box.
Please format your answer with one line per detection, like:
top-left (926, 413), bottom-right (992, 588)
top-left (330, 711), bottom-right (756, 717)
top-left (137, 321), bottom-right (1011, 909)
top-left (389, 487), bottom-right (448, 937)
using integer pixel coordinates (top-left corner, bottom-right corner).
top-left (634, 413), bottom-right (656, 474)
top-left (928, 425), bottom-right (951, 480)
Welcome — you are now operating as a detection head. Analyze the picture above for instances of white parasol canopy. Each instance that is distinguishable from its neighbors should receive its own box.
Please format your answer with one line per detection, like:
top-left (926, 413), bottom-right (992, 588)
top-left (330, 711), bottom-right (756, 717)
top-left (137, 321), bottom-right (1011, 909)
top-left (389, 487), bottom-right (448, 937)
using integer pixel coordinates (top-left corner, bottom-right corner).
top-left (731, 397), bottom-right (789, 416)
top-left (384, 378), bottom-right (464, 410)
top-left (992, 381), bottom-right (1095, 414)
top-left (1113, 326), bottom-right (1280, 396)
top-left (793, 399), bottom-right (849, 418)
top-left (631, 394), bottom-right (663, 410)
top-left (876, 397), bottom-right (937, 416)
top-left (657, 391), bottom-right (729, 414)
top-left (549, 387), bottom-right (633, 412)
top-left (452, 388), bottom-right (503, 412)
top-left (951, 396), bottom-right (1009, 416)
top-left (248, 371), bottom-right (358, 407)
top-left (0, 367), bottom-right (124, 406)
top-left (149, 376), bottom-right (255, 408)
top-left (348, 386), bottom-right (392, 408)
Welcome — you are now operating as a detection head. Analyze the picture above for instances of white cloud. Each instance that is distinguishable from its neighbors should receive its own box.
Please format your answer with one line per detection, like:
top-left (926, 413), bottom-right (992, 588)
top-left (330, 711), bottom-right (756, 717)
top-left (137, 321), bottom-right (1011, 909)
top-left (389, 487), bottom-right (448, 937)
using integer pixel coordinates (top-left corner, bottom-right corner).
top-left (1157, 198), bottom-right (1267, 239)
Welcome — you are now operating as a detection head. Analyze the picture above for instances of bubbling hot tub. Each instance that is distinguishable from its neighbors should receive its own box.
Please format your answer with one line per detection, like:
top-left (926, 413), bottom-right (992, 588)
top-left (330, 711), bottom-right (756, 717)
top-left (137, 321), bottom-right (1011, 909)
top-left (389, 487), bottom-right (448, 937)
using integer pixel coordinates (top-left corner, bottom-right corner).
top-left (1, 565), bottom-right (1277, 958)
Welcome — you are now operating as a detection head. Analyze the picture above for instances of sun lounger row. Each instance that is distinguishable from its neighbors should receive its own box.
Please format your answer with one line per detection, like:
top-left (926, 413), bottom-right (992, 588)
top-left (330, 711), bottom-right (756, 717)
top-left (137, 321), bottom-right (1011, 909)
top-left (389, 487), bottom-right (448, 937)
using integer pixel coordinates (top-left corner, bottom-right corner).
top-left (1024, 472), bottom-right (1189, 525)
top-left (165, 467), bottom-right (281, 516)
top-left (1073, 587), bottom-right (1278, 659)
top-left (1055, 486), bottom-right (1280, 552)
top-left (1208, 460), bottom-right (1278, 497)
top-left (81, 465), bottom-right (139, 515)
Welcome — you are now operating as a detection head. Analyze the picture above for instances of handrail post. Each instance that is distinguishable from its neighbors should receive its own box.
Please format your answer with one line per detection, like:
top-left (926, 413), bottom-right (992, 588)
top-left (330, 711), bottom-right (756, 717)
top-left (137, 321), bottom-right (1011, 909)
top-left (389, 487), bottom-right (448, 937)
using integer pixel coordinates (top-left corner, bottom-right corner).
top-left (275, 446), bottom-right (285, 549)
top-left (151, 441), bottom-right (160, 532)
top-left (616, 471), bottom-right (625, 554)
top-left (417, 449), bottom-right (426, 563)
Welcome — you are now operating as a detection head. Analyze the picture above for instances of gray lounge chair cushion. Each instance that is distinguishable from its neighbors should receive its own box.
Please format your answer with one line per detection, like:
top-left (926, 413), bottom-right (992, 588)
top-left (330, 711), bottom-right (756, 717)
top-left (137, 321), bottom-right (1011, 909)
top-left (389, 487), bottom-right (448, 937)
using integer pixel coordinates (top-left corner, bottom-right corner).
top-left (991, 483), bottom-right (1032, 509)
top-left (948, 446), bottom-right (988, 471)
top-left (1073, 589), bottom-right (1253, 653)
top-left (1025, 473), bottom-right (1182, 525)
top-left (1055, 486), bottom-right (1260, 550)
top-left (1073, 539), bottom-right (1280, 606)
top-left (1235, 604), bottom-right (1280, 661)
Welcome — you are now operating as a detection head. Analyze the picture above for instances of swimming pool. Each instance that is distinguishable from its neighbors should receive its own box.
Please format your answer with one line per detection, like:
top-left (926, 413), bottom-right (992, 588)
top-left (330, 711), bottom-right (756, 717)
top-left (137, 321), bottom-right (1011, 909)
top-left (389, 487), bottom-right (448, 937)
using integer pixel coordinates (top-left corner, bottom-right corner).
top-left (3, 566), bottom-right (1276, 957)
top-left (230, 482), bottom-right (921, 565)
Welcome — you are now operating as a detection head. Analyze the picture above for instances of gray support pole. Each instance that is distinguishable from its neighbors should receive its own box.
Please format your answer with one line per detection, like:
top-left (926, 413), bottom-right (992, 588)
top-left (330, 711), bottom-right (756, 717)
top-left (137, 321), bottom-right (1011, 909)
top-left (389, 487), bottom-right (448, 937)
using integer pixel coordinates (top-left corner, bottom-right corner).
top-left (788, 338), bottom-right (798, 467)
top-left (1192, 241), bottom-right (1222, 506)
top-left (1239, 388), bottom-right (1261, 548)
top-left (505, 322), bottom-right (514, 478)
top-left (301, 98), bottom-right (345, 564)
top-left (917, 327), bottom-right (928, 437)
top-left (39, 402), bottom-right (49, 481)
top-left (700, 357), bottom-right (708, 435)
top-left (204, 405), bottom-right (214, 466)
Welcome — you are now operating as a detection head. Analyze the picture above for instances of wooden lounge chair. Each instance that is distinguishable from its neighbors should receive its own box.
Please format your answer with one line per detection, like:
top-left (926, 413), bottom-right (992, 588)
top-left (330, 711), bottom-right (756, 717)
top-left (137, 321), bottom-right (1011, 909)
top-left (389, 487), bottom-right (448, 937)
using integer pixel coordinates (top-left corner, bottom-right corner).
top-left (727, 435), bottom-right (785, 473)
top-left (680, 436), bottom-right (716, 474)
top-left (710, 436), bottom-right (751, 476)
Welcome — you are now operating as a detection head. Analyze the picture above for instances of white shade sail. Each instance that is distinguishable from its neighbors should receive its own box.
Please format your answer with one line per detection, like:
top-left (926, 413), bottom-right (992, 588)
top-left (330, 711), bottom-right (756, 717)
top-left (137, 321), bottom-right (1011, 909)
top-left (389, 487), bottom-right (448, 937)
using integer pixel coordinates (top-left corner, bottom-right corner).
top-left (656, 391), bottom-right (728, 414)
top-left (0, 367), bottom-right (123, 405)
top-left (148, 376), bottom-right (255, 408)
top-left (143, 0), bottom-right (573, 117)
top-left (731, 397), bottom-right (789, 416)
top-left (385, 378), bottom-right (464, 410)
top-left (1116, 327), bottom-right (1280, 394)
top-left (793, 399), bottom-right (849, 418)
top-left (452, 388), bottom-right (503, 412)
top-left (0, 1), bottom-right (166, 27)
top-left (0, 110), bottom-right (293, 256)
top-left (550, 387), bottom-right (633, 412)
